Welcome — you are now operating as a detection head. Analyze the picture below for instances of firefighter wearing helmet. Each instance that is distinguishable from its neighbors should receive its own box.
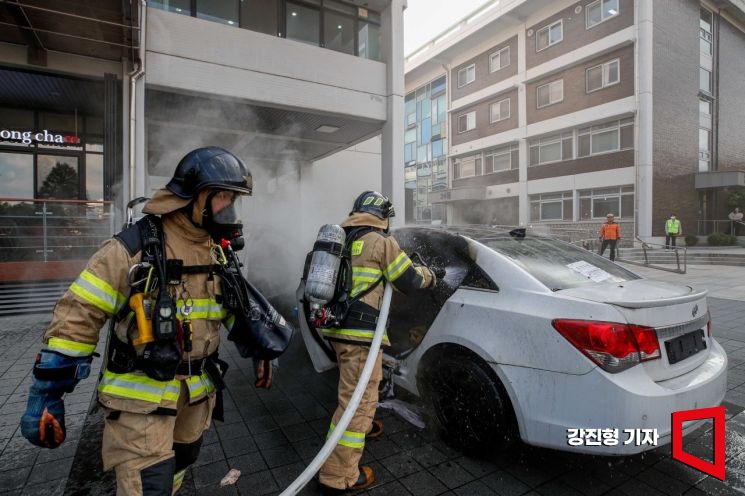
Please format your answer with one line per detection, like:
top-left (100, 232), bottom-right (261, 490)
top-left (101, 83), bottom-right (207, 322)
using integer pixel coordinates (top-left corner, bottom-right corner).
top-left (318, 190), bottom-right (442, 492)
top-left (20, 147), bottom-right (282, 495)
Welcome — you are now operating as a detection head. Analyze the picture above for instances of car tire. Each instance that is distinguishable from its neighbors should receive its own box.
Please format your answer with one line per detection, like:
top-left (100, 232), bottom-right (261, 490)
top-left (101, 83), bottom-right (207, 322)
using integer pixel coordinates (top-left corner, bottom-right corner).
top-left (419, 350), bottom-right (516, 454)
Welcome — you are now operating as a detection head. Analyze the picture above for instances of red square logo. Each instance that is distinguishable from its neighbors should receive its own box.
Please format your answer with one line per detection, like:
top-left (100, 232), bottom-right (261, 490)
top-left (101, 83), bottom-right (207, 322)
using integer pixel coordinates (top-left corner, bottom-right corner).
top-left (671, 406), bottom-right (726, 480)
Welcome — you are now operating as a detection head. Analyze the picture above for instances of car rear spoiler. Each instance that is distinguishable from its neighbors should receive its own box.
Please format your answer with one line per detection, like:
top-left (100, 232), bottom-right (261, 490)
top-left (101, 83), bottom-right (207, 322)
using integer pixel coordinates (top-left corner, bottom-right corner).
top-left (606, 288), bottom-right (708, 308)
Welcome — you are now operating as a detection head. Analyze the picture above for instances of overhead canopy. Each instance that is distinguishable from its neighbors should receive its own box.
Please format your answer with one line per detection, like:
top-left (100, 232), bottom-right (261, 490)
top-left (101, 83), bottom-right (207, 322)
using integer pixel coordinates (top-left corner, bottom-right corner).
top-left (0, 0), bottom-right (138, 64)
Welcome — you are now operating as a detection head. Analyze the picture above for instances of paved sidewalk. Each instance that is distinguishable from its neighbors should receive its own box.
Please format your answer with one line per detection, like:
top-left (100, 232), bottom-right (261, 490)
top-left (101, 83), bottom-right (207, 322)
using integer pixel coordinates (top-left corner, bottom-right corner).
top-left (616, 263), bottom-right (745, 301)
top-left (0, 264), bottom-right (744, 495)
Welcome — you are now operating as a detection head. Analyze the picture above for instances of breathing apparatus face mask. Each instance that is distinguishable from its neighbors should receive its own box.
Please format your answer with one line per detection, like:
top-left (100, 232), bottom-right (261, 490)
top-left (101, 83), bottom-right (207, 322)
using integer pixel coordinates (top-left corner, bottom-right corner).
top-left (202, 190), bottom-right (245, 246)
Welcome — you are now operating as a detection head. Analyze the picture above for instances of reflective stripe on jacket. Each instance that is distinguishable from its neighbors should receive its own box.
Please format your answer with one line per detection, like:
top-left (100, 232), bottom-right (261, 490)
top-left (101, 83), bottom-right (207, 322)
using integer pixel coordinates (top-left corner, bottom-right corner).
top-left (320, 212), bottom-right (435, 346)
top-left (43, 209), bottom-right (230, 414)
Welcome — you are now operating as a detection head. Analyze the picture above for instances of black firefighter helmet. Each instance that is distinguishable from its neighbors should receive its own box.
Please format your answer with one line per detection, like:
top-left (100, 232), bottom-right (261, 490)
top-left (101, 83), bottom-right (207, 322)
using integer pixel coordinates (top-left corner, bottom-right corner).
top-left (167, 146), bottom-right (253, 199)
top-left (351, 190), bottom-right (395, 220)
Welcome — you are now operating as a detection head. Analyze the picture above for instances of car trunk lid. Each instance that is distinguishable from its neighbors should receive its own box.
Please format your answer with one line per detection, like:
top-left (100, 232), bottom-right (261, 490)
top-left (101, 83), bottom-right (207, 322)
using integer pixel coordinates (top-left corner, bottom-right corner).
top-left (560, 279), bottom-right (710, 381)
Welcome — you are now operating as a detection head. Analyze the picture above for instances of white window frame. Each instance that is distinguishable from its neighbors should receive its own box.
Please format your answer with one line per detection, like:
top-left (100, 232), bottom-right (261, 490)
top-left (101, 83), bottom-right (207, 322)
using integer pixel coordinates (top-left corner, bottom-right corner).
top-left (489, 46), bottom-right (510, 73)
top-left (577, 119), bottom-right (633, 158)
top-left (453, 154), bottom-right (480, 179)
top-left (457, 111), bottom-right (476, 133)
top-left (529, 134), bottom-right (564, 166)
top-left (484, 144), bottom-right (517, 174)
top-left (535, 19), bottom-right (563, 52)
top-left (536, 79), bottom-right (563, 108)
top-left (586, 0), bottom-right (620, 30)
top-left (579, 186), bottom-right (634, 219)
top-left (586, 58), bottom-right (620, 93)
top-left (530, 192), bottom-right (573, 221)
top-left (457, 64), bottom-right (476, 88)
top-left (489, 98), bottom-right (511, 123)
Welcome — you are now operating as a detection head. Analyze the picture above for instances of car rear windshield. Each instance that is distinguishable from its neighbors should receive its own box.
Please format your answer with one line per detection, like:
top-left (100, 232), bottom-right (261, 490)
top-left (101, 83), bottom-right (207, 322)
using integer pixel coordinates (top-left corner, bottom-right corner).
top-left (481, 236), bottom-right (640, 290)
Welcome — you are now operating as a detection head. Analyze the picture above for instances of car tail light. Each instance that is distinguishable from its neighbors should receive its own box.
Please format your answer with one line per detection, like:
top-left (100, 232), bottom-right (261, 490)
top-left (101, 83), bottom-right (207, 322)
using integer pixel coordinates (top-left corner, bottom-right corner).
top-left (552, 319), bottom-right (660, 373)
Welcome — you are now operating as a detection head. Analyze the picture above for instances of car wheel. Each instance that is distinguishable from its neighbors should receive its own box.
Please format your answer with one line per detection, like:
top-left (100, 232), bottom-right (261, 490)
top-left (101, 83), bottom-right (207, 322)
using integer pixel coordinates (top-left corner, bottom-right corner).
top-left (419, 350), bottom-right (516, 454)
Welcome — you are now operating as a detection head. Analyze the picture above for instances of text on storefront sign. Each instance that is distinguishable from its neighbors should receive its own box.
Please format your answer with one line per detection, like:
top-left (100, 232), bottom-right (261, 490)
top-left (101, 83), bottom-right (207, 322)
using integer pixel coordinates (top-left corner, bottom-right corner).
top-left (0, 129), bottom-right (81, 145)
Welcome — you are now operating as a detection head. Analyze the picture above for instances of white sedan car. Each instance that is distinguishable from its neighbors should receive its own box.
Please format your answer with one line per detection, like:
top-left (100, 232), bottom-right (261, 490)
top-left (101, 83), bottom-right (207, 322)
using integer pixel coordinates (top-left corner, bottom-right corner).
top-left (299, 226), bottom-right (727, 455)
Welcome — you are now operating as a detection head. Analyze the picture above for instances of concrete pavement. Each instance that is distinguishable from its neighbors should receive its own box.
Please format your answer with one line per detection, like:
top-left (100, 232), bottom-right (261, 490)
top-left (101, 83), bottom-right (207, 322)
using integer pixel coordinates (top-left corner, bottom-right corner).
top-left (0, 263), bottom-right (744, 495)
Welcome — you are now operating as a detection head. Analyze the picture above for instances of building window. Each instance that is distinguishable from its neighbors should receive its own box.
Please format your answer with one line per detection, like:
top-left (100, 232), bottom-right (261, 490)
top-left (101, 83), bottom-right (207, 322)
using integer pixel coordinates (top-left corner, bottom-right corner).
top-left (453, 154), bottom-right (481, 179)
top-left (484, 144), bottom-right (518, 173)
top-left (196, 0), bottom-right (239, 25)
top-left (0, 151), bottom-right (34, 198)
top-left (324, 2), bottom-right (357, 55)
top-left (489, 46), bottom-right (510, 73)
top-left (699, 128), bottom-right (711, 172)
top-left (586, 0), bottom-right (619, 29)
top-left (579, 186), bottom-right (634, 220)
top-left (586, 59), bottom-right (620, 93)
top-left (489, 98), bottom-right (510, 123)
top-left (431, 75), bottom-right (446, 96)
top-left (536, 20), bottom-right (562, 52)
top-left (286, 1), bottom-right (320, 46)
top-left (537, 79), bottom-right (563, 108)
top-left (699, 67), bottom-right (711, 94)
top-left (700, 8), bottom-right (713, 56)
top-left (529, 132), bottom-right (573, 166)
top-left (458, 111), bottom-right (476, 133)
top-left (530, 192), bottom-right (573, 221)
top-left (457, 64), bottom-right (476, 88)
top-left (577, 118), bottom-right (633, 157)
top-left (151, 0), bottom-right (191, 16)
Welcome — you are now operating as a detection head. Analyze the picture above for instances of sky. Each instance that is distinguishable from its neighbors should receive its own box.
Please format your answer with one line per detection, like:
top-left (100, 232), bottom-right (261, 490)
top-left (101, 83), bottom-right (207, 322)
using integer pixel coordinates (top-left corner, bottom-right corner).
top-left (403, 0), bottom-right (494, 56)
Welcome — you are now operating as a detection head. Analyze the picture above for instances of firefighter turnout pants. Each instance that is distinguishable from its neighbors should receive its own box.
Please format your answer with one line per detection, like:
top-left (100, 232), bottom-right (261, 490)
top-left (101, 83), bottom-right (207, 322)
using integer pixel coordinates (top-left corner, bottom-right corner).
top-left (319, 341), bottom-right (383, 490)
top-left (102, 381), bottom-right (216, 495)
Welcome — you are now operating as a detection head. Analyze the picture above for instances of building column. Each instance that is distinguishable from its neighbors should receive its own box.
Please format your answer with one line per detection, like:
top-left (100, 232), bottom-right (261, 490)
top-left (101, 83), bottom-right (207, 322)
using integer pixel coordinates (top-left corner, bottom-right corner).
top-left (381, 0), bottom-right (406, 228)
top-left (134, 73), bottom-right (147, 198)
top-left (636, 0), bottom-right (654, 240)
top-left (517, 25), bottom-right (529, 226)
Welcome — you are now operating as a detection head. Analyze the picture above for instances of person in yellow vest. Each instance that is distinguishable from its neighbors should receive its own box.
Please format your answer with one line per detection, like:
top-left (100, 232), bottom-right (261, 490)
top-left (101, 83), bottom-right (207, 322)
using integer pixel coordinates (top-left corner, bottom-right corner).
top-left (20, 147), bottom-right (280, 495)
top-left (665, 214), bottom-right (682, 249)
top-left (598, 213), bottom-right (621, 261)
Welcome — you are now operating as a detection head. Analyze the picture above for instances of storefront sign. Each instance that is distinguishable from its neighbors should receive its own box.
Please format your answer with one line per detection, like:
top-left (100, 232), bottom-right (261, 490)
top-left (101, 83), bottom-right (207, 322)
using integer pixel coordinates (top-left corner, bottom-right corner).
top-left (0, 129), bottom-right (81, 145)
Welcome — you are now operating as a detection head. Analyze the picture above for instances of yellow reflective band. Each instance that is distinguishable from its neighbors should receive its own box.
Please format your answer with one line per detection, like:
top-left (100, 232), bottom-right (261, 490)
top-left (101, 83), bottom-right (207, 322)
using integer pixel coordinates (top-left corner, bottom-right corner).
top-left (98, 370), bottom-right (180, 403)
top-left (384, 252), bottom-right (412, 282)
top-left (327, 422), bottom-right (366, 449)
top-left (352, 267), bottom-right (382, 282)
top-left (224, 314), bottom-right (236, 329)
top-left (175, 298), bottom-right (227, 320)
top-left (321, 328), bottom-right (390, 345)
top-left (173, 469), bottom-right (186, 488)
top-left (185, 374), bottom-right (215, 400)
top-left (350, 281), bottom-right (369, 298)
top-left (46, 337), bottom-right (96, 357)
top-left (351, 240), bottom-right (364, 256)
top-left (70, 270), bottom-right (126, 315)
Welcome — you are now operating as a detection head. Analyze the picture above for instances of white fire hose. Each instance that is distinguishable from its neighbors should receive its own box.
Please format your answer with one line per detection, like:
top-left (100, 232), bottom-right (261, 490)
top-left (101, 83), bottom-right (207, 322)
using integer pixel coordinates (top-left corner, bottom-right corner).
top-left (280, 283), bottom-right (393, 495)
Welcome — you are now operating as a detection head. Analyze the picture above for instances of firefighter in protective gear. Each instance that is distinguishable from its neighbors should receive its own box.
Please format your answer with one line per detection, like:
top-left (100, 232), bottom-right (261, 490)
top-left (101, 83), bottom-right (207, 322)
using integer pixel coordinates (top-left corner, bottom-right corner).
top-left (20, 147), bottom-right (275, 495)
top-left (318, 191), bottom-right (438, 492)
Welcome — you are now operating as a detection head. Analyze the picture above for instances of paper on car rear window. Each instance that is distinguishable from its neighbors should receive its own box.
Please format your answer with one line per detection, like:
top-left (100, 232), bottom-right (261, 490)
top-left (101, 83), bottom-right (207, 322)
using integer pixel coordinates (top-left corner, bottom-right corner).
top-left (566, 261), bottom-right (624, 283)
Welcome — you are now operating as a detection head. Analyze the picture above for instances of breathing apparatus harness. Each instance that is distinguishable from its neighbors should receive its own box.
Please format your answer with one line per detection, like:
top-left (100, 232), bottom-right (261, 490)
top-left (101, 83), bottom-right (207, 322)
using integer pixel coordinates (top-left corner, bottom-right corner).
top-left (106, 215), bottom-right (233, 413)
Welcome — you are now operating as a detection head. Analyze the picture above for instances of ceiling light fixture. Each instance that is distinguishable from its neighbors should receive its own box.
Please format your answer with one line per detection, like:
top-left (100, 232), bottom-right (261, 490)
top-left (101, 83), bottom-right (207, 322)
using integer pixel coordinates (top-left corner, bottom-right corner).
top-left (315, 125), bottom-right (340, 133)
top-left (291, 11), bottom-right (297, 16)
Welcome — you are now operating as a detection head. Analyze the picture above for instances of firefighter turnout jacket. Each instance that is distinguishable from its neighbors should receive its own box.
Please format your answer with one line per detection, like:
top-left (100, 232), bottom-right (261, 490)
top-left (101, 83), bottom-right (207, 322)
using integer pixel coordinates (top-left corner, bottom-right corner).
top-left (320, 212), bottom-right (436, 347)
top-left (44, 190), bottom-right (236, 419)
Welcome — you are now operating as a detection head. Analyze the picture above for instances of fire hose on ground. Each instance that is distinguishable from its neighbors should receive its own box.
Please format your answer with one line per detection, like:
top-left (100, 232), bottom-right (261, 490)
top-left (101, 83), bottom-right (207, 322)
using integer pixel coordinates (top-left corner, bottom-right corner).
top-left (279, 283), bottom-right (393, 495)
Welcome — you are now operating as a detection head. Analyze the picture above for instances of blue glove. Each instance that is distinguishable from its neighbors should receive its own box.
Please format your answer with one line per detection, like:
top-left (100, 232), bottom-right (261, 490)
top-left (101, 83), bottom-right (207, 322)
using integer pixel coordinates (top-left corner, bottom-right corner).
top-left (21, 350), bottom-right (92, 449)
top-left (253, 357), bottom-right (278, 389)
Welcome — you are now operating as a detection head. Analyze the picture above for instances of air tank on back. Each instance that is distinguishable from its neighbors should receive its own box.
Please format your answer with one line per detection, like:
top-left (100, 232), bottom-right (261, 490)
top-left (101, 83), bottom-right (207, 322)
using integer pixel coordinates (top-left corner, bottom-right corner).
top-left (304, 224), bottom-right (346, 310)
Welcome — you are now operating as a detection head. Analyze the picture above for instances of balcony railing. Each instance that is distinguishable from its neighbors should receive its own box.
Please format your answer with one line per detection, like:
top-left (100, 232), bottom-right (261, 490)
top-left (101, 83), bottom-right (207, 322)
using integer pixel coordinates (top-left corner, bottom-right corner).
top-left (697, 219), bottom-right (745, 236)
top-left (0, 198), bottom-right (114, 263)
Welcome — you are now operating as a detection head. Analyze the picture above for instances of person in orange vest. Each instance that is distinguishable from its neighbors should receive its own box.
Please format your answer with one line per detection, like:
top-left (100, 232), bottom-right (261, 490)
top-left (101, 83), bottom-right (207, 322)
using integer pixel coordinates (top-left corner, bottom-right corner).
top-left (598, 213), bottom-right (621, 261)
